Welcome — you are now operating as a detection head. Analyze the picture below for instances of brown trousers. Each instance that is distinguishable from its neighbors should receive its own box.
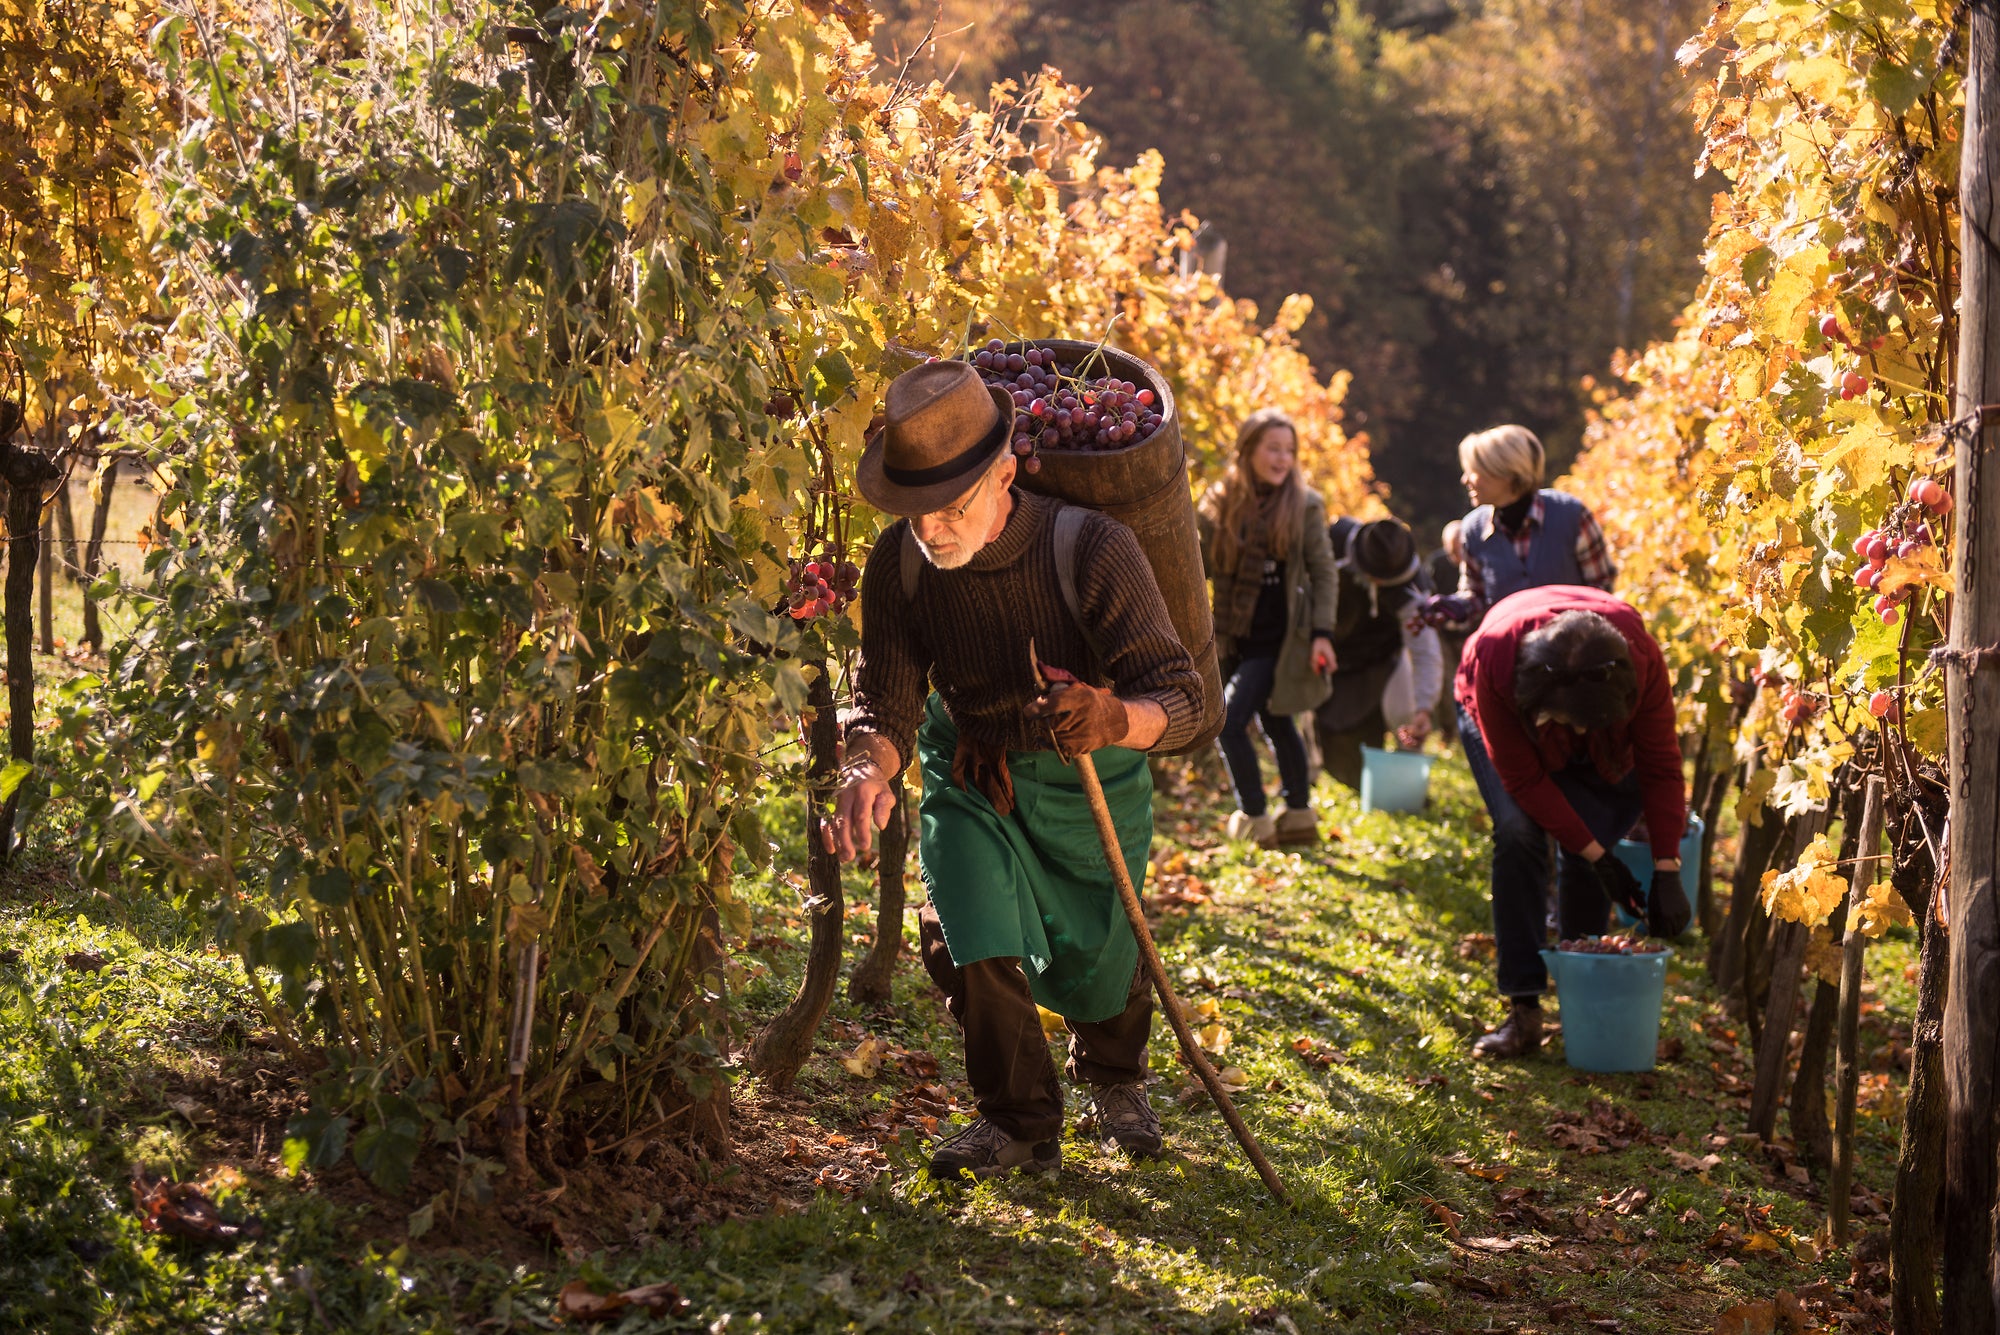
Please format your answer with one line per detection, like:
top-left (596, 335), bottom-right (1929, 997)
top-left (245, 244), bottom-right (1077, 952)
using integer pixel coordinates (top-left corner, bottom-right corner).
top-left (918, 903), bottom-right (1153, 1142)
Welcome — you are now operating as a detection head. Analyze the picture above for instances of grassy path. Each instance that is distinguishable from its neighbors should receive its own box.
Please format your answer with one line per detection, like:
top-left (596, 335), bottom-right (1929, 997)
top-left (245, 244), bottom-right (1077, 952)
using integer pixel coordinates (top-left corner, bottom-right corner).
top-left (0, 756), bottom-right (1912, 1332)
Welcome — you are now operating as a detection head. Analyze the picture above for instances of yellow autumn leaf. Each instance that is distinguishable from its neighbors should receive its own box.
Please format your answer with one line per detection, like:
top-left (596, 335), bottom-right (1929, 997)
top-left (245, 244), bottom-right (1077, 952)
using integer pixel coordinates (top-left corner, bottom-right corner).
top-left (1854, 880), bottom-right (1914, 938)
top-left (1197, 1023), bottom-right (1232, 1055)
top-left (1036, 1005), bottom-right (1066, 1039)
top-left (840, 1035), bottom-right (891, 1078)
top-left (1761, 833), bottom-right (1847, 927)
top-left (1877, 546), bottom-right (1954, 597)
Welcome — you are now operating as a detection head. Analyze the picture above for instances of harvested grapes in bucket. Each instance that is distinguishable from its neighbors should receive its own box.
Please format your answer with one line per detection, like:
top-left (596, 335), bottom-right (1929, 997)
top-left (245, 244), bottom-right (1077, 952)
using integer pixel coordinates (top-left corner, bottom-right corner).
top-left (1557, 935), bottom-right (1668, 955)
top-left (970, 339), bottom-right (1164, 475)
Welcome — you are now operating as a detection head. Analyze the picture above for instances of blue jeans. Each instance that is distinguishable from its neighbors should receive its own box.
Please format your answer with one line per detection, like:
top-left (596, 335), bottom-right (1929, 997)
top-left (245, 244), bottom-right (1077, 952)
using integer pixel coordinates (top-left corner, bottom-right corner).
top-left (1216, 656), bottom-right (1312, 817)
top-left (1458, 703), bottom-right (1642, 997)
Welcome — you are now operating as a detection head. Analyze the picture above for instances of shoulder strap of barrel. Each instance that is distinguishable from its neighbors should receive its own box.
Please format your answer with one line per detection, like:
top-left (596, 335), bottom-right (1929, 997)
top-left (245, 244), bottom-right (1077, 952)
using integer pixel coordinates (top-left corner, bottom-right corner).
top-left (1053, 505), bottom-right (1089, 634)
top-left (900, 523), bottom-right (922, 602)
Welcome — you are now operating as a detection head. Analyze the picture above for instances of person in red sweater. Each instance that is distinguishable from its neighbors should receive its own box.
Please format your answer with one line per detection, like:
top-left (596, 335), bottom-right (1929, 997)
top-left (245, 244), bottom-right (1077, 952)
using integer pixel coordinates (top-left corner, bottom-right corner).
top-left (1454, 585), bottom-right (1691, 1058)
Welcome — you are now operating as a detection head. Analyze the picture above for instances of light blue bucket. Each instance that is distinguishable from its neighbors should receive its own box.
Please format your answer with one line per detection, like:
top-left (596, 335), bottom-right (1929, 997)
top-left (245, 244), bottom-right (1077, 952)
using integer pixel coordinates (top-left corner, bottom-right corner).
top-left (1610, 815), bottom-right (1705, 928)
top-left (1359, 746), bottom-right (1434, 814)
top-left (1540, 946), bottom-right (1673, 1072)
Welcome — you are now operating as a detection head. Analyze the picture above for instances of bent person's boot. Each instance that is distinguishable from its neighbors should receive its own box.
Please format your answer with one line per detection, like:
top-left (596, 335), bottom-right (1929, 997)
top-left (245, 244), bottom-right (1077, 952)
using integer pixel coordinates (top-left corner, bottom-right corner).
top-left (927, 1117), bottom-right (1059, 1181)
top-left (1471, 1000), bottom-right (1543, 1059)
top-left (1268, 806), bottom-right (1319, 847)
top-left (1087, 1081), bottom-right (1163, 1157)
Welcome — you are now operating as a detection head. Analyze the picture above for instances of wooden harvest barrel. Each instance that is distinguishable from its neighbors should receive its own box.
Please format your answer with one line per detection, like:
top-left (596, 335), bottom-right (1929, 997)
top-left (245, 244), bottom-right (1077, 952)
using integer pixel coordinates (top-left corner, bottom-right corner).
top-left (978, 339), bottom-right (1222, 754)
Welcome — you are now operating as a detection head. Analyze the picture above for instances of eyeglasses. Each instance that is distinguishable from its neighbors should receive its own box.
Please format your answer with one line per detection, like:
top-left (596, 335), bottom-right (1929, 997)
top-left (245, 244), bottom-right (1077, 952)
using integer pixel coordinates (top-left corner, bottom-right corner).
top-left (927, 466), bottom-right (997, 525)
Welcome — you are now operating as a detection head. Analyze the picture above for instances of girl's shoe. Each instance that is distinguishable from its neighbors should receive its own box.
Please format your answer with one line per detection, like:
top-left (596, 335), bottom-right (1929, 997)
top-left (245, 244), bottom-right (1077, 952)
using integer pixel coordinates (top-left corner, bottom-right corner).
top-left (1226, 810), bottom-right (1277, 844)
top-left (1269, 807), bottom-right (1319, 847)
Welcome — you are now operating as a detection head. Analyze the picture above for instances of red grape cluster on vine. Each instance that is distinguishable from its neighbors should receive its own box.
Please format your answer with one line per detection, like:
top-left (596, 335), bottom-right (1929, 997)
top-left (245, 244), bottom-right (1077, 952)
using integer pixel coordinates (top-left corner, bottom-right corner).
top-left (785, 551), bottom-right (859, 621)
top-left (1850, 474), bottom-right (1953, 628)
top-left (970, 340), bottom-right (1163, 473)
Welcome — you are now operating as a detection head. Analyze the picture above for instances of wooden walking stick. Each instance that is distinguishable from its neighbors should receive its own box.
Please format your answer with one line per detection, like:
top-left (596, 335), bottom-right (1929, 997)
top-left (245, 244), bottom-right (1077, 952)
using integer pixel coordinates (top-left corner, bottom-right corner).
top-left (1031, 643), bottom-right (1290, 1205)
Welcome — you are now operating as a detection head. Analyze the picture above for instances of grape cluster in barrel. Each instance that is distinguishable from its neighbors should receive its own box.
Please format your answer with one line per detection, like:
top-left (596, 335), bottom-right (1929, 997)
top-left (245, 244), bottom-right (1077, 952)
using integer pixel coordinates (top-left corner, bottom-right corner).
top-left (970, 340), bottom-right (1164, 473)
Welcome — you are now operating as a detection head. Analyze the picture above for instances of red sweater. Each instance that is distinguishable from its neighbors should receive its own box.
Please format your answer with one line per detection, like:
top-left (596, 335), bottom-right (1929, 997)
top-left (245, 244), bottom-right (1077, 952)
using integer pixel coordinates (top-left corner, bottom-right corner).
top-left (1454, 585), bottom-right (1686, 859)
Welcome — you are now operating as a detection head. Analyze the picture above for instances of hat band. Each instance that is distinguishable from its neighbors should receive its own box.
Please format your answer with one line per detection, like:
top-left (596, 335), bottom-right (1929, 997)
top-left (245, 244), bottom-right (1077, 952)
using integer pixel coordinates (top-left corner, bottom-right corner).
top-left (881, 411), bottom-right (1009, 489)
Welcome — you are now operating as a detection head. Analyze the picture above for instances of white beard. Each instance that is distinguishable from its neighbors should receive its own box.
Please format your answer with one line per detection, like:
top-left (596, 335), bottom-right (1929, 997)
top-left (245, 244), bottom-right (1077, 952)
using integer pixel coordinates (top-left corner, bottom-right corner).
top-left (915, 534), bottom-right (987, 570)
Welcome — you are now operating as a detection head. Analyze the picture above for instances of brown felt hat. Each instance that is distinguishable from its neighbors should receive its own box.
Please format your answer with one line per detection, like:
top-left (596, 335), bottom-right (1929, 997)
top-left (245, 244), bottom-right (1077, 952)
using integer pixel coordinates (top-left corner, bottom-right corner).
top-left (1354, 519), bottom-right (1421, 585)
top-left (856, 361), bottom-right (1016, 517)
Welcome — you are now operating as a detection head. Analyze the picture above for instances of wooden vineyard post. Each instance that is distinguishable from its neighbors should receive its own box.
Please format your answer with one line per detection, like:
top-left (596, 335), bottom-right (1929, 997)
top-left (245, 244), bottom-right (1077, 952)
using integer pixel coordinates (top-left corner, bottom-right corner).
top-left (847, 772), bottom-right (907, 1006)
top-left (1750, 805), bottom-right (1832, 1141)
top-left (79, 456), bottom-right (117, 654)
top-left (1944, 1), bottom-right (2000, 1329)
top-left (747, 661), bottom-right (845, 1093)
top-left (36, 508), bottom-right (51, 655)
top-left (1829, 776), bottom-right (1885, 1248)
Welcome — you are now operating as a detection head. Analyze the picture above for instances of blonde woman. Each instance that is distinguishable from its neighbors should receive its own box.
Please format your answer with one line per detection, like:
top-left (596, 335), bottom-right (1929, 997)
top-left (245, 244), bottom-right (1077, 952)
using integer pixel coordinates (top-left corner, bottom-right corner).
top-left (1420, 425), bottom-right (1615, 628)
top-left (1197, 409), bottom-right (1339, 846)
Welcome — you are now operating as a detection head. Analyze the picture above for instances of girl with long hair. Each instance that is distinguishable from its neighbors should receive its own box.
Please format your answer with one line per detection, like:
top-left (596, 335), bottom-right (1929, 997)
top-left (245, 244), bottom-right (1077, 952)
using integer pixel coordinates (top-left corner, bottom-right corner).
top-left (1197, 408), bottom-right (1339, 846)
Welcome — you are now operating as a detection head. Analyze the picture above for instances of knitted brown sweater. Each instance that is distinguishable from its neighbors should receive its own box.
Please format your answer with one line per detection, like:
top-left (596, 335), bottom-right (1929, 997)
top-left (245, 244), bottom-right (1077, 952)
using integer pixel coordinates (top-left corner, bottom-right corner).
top-left (845, 488), bottom-right (1204, 766)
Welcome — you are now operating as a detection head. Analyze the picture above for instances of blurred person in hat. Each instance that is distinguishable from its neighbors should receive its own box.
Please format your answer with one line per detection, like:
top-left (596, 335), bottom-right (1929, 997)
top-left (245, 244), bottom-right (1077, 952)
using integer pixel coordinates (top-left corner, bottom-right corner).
top-left (1312, 516), bottom-right (1443, 790)
top-left (830, 359), bottom-right (1204, 1179)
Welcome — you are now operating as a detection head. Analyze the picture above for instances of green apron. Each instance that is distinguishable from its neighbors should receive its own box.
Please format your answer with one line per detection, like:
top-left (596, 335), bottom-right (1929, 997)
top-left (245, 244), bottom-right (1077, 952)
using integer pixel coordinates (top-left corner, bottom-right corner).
top-left (915, 693), bottom-right (1154, 1024)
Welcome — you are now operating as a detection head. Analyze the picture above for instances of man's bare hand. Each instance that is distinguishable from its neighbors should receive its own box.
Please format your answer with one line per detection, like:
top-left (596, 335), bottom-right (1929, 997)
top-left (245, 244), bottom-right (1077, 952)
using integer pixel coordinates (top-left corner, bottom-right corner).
top-left (826, 735), bottom-right (899, 863)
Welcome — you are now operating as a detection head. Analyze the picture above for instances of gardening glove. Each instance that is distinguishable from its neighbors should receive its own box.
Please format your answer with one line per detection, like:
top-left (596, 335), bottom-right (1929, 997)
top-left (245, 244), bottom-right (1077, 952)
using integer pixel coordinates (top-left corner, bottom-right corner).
top-left (1023, 679), bottom-right (1129, 760)
top-left (1647, 868), bottom-right (1693, 939)
top-left (1416, 593), bottom-right (1478, 629)
top-left (951, 732), bottom-right (1015, 817)
top-left (1588, 854), bottom-right (1647, 924)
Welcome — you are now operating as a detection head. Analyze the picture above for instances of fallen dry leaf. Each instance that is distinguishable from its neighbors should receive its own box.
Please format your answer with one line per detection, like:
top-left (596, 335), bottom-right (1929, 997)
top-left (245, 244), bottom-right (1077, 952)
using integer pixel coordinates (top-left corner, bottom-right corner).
top-left (1457, 1235), bottom-right (1529, 1253)
top-left (1668, 1148), bottom-right (1724, 1174)
top-left (131, 1171), bottom-right (262, 1246)
top-left (1215, 1065), bottom-right (1250, 1093)
top-left (841, 1035), bottom-right (891, 1078)
top-left (1713, 1299), bottom-right (1775, 1335)
top-left (1418, 1195), bottom-right (1463, 1240)
top-left (1601, 1184), bottom-right (1652, 1216)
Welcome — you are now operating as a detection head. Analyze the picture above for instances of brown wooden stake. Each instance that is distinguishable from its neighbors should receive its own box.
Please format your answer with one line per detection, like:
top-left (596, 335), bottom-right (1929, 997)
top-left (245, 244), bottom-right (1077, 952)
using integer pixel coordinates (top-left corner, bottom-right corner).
top-left (1893, 884), bottom-right (1949, 1332)
top-left (1831, 776), bottom-right (1886, 1247)
top-left (51, 479), bottom-right (77, 585)
top-left (1072, 749), bottom-right (1288, 1205)
top-left (848, 773), bottom-right (907, 1006)
top-left (1944, 1), bottom-right (2000, 1328)
top-left (747, 662), bottom-right (845, 1092)
top-left (36, 508), bottom-right (51, 656)
top-left (79, 456), bottom-right (117, 654)
top-left (1750, 805), bottom-right (1832, 1141)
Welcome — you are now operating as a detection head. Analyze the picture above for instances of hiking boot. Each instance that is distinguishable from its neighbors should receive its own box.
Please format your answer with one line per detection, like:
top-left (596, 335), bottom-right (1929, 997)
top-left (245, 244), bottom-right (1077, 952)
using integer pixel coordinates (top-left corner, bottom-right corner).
top-left (1267, 806), bottom-right (1319, 847)
top-left (1471, 1001), bottom-right (1543, 1060)
top-left (927, 1118), bottom-right (1059, 1181)
top-left (1226, 810), bottom-right (1277, 844)
top-left (1087, 1081), bottom-right (1163, 1157)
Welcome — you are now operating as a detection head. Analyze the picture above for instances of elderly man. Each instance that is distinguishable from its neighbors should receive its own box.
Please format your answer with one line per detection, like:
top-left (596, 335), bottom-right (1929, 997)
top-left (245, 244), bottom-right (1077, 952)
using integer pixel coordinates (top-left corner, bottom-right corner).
top-left (1455, 585), bottom-right (1691, 1058)
top-left (828, 360), bottom-right (1204, 1179)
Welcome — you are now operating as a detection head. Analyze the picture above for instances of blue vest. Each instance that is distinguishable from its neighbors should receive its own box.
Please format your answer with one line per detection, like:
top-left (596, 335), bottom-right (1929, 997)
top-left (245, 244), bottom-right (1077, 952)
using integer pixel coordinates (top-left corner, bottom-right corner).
top-left (1461, 489), bottom-right (1589, 606)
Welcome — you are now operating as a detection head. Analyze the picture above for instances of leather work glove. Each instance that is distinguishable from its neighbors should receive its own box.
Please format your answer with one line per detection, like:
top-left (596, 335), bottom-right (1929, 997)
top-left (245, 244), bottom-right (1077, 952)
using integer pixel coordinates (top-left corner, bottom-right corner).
top-left (1416, 593), bottom-right (1479, 629)
top-left (1588, 854), bottom-right (1648, 924)
top-left (1647, 868), bottom-right (1693, 939)
top-left (1023, 680), bottom-right (1130, 760)
top-left (951, 732), bottom-right (1015, 817)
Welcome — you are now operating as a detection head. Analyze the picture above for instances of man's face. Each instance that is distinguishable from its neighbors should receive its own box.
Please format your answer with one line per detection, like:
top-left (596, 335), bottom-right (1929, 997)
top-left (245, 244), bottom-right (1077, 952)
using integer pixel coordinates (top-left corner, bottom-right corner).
top-left (911, 456), bottom-right (1015, 569)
